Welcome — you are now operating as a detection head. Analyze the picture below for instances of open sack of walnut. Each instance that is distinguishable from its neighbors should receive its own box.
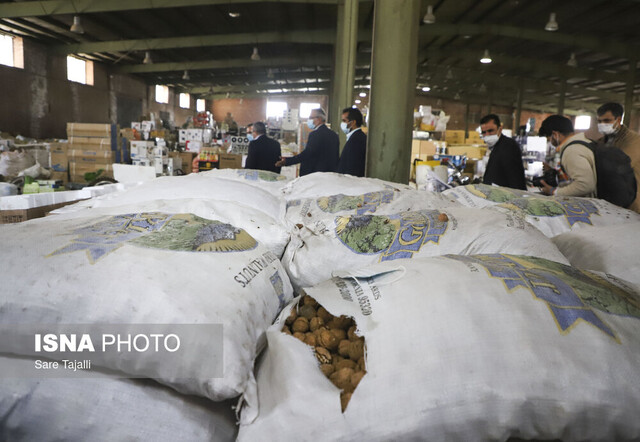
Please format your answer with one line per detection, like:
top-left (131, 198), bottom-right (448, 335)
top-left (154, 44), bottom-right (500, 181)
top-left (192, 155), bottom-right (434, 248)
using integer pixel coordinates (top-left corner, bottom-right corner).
top-left (238, 255), bottom-right (640, 442)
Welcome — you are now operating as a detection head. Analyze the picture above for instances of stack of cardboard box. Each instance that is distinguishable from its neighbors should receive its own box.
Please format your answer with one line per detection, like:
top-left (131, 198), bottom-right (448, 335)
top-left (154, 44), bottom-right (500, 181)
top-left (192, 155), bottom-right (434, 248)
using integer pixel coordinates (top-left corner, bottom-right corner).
top-left (66, 123), bottom-right (120, 182)
top-left (48, 142), bottom-right (69, 184)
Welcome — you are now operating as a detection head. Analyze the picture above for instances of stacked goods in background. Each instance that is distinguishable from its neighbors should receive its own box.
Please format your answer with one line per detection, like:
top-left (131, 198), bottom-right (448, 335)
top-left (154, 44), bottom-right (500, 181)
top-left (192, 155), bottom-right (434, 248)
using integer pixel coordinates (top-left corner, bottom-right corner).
top-left (66, 123), bottom-right (122, 182)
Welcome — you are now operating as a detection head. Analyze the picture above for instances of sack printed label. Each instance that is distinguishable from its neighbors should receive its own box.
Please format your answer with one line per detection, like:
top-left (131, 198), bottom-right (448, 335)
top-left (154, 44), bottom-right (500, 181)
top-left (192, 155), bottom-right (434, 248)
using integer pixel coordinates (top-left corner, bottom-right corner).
top-left (499, 198), bottom-right (599, 227)
top-left (316, 190), bottom-right (395, 216)
top-left (270, 271), bottom-right (287, 309)
top-left (48, 213), bottom-right (258, 264)
top-left (236, 169), bottom-right (286, 182)
top-left (335, 210), bottom-right (449, 262)
top-left (447, 254), bottom-right (640, 341)
top-left (467, 184), bottom-right (532, 203)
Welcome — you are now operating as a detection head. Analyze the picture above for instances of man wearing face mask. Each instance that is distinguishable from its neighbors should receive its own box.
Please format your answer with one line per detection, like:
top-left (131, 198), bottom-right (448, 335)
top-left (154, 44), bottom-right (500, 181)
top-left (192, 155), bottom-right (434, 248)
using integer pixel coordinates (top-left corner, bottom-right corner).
top-left (537, 115), bottom-right (596, 198)
top-left (597, 102), bottom-right (640, 212)
top-left (245, 121), bottom-right (281, 173)
top-left (337, 107), bottom-right (367, 177)
top-left (479, 114), bottom-right (526, 190)
top-left (275, 108), bottom-right (339, 176)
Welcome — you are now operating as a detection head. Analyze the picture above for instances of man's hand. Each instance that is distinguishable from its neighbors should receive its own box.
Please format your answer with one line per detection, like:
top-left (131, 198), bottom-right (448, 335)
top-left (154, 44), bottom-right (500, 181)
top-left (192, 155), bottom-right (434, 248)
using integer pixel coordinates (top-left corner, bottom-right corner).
top-left (539, 179), bottom-right (555, 196)
top-left (275, 157), bottom-right (286, 167)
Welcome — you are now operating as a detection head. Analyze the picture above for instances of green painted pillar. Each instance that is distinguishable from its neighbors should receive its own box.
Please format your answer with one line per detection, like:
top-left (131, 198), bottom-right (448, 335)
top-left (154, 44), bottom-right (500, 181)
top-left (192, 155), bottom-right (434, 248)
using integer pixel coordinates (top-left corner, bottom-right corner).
top-left (330, 0), bottom-right (359, 149)
top-left (624, 57), bottom-right (637, 126)
top-left (558, 78), bottom-right (566, 115)
top-left (366, 0), bottom-right (420, 183)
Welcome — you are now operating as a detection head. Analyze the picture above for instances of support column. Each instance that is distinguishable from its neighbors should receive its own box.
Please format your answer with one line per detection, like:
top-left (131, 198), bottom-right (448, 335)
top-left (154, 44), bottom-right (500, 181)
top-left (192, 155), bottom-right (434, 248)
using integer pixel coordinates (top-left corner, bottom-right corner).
top-left (330, 0), bottom-right (359, 149)
top-left (558, 78), bottom-right (566, 115)
top-left (464, 102), bottom-right (470, 138)
top-left (514, 78), bottom-right (524, 131)
top-left (624, 57), bottom-right (637, 126)
top-left (367, 0), bottom-right (420, 182)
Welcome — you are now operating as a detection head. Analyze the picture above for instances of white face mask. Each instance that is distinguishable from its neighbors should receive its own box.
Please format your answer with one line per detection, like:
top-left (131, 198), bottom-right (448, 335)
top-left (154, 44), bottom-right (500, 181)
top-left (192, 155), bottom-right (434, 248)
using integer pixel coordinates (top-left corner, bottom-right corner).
top-left (483, 134), bottom-right (499, 147)
top-left (597, 123), bottom-right (616, 135)
top-left (340, 121), bottom-right (350, 134)
top-left (307, 119), bottom-right (316, 130)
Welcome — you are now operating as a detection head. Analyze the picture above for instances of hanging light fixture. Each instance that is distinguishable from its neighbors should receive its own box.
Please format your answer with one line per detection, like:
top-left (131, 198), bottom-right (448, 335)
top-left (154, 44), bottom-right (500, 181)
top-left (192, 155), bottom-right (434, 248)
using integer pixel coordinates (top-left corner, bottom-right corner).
top-left (454, 92), bottom-right (461, 100)
top-left (545, 13), bottom-right (558, 32)
top-left (359, 91), bottom-right (367, 97)
top-left (423, 5), bottom-right (436, 24)
top-left (143, 51), bottom-right (152, 64)
top-left (422, 86), bottom-right (431, 92)
top-left (70, 15), bottom-right (84, 34)
top-left (250, 47), bottom-right (261, 61)
top-left (355, 99), bottom-right (362, 104)
top-left (480, 49), bottom-right (492, 64)
top-left (479, 83), bottom-right (487, 93)
top-left (267, 68), bottom-right (275, 79)
top-left (446, 69), bottom-right (454, 80)
top-left (567, 52), bottom-right (578, 68)
top-left (182, 70), bottom-right (190, 81)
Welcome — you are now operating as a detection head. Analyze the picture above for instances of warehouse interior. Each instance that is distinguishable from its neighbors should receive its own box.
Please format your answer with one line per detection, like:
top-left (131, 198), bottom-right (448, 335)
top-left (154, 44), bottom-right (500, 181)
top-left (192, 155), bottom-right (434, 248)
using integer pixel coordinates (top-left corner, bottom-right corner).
top-left (1, 1), bottom-right (640, 441)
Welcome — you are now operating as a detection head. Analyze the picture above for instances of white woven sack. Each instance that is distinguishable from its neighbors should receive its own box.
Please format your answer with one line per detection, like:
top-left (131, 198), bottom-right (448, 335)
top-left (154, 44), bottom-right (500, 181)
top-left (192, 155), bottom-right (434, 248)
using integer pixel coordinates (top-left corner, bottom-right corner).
top-left (491, 195), bottom-right (640, 237)
top-left (198, 169), bottom-right (291, 196)
top-left (282, 206), bottom-right (569, 288)
top-left (0, 150), bottom-right (35, 178)
top-left (58, 173), bottom-right (286, 222)
top-left (239, 254), bottom-right (640, 441)
top-left (0, 357), bottom-right (238, 442)
top-left (0, 211), bottom-right (293, 401)
top-left (443, 183), bottom-right (536, 208)
top-left (552, 223), bottom-right (640, 286)
top-left (284, 189), bottom-right (460, 227)
top-left (281, 172), bottom-right (411, 201)
top-left (49, 198), bottom-right (290, 258)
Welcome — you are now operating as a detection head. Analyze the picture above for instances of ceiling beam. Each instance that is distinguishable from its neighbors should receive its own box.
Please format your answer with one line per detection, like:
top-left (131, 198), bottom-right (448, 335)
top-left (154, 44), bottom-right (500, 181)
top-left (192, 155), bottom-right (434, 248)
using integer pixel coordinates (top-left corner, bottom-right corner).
top-left (54, 29), bottom-right (354, 55)
top-left (207, 91), bottom-right (328, 100)
top-left (187, 78), bottom-right (369, 94)
top-left (419, 48), bottom-right (625, 84)
top-left (419, 23), bottom-right (635, 59)
top-left (0, 0), bottom-right (343, 18)
top-left (113, 53), bottom-right (371, 73)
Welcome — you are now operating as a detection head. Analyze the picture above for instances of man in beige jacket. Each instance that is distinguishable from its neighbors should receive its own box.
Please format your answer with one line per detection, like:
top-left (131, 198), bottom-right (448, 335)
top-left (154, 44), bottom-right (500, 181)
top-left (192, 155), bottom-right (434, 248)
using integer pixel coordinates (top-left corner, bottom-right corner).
top-left (537, 115), bottom-right (597, 198)
top-left (597, 102), bottom-right (640, 213)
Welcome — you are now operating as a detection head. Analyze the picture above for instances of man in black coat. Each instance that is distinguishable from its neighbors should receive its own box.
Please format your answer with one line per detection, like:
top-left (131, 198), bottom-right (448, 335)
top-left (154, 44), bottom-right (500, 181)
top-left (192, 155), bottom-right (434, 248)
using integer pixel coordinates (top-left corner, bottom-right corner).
top-left (245, 121), bottom-right (281, 173)
top-left (337, 107), bottom-right (367, 177)
top-left (480, 114), bottom-right (526, 190)
top-left (275, 108), bottom-right (339, 176)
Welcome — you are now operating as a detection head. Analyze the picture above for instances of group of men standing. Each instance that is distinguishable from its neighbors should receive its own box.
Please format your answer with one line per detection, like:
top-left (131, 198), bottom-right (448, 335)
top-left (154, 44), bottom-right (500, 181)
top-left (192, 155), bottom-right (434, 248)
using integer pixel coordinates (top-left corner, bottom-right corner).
top-left (479, 102), bottom-right (639, 212)
top-left (245, 107), bottom-right (367, 178)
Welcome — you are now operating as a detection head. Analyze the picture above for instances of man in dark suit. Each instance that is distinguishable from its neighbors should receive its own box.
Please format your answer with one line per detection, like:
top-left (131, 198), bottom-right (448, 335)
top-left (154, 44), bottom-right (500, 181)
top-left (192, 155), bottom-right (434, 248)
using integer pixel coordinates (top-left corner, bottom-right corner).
top-left (245, 121), bottom-right (281, 173)
top-left (275, 108), bottom-right (339, 176)
top-left (480, 113), bottom-right (526, 190)
top-left (337, 107), bottom-right (367, 177)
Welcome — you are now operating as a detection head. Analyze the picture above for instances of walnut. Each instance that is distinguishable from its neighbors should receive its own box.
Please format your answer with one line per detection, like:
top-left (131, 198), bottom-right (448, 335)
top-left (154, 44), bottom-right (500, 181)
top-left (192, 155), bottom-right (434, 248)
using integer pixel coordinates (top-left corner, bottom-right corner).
top-left (317, 306), bottom-right (333, 323)
top-left (347, 325), bottom-right (359, 341)
top-left (309, 317), bottom-right (325, 332)
top-left (285, 309), bottom-right (297, 326)
top-left (317, 329), bottom-right (339, 350)
top-left (320, 364), bottom-right (334, 377)
top-left (298, 304), bottom-right (316, 320)
top-left (338, 339), bottom-right (351, 358)
top-left (281, 325), bottom-right (292, 335)
top-left (302, 295), bottom-right (318, 308)
top-left (330, 329), bottom-right (347, 342)
top-left (335, 359), bottom-right (357, 371)
top-left (315, 347), bottom-right (332, 365)
top-left (327, 315), bottom-right (352, 330)
top-left (438, 212), bottom-right (449, 222)
top-left (348, 340), bottom-right (365, 361)
top-left (293, 332), bottom-right (306, 342)
top-left (330, 367), bottom-right (355, 391)
top-left (340, 392), bottom-right (352, 412)
top-left (357, 356), bottom-right (366, 371)
top-left (350, 370), bottom-right (366, 389)
top-left (304, 333), bottom-right (317, 347)
top-left (291, 317), bottom-right (309, 333)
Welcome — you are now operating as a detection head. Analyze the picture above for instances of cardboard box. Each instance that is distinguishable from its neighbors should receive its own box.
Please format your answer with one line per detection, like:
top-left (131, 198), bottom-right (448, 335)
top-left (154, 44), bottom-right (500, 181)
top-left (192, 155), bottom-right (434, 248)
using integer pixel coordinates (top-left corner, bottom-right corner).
top-left (66, 123), bottom-right (117, 138)
top-left (180, 152), bottom-right (196, 174)
top-left (50, 170), bottom-right (69, 185)
top-left (446, 145), bottom-right (486, 159)
top-left (68, 149), bottom-right (116, 161)
top-left (219, 153), bottom-right (242, 169)
top-left (411, 139), bottom-right (439, 156)
top-left (0, 200), bottom-right (84, 224)
top-left (69, 162), bottom-right (114, 181)
top-left (445, 130), bottom-right (466, 144)
top-left (50, 151), bottom-right (68, 172)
